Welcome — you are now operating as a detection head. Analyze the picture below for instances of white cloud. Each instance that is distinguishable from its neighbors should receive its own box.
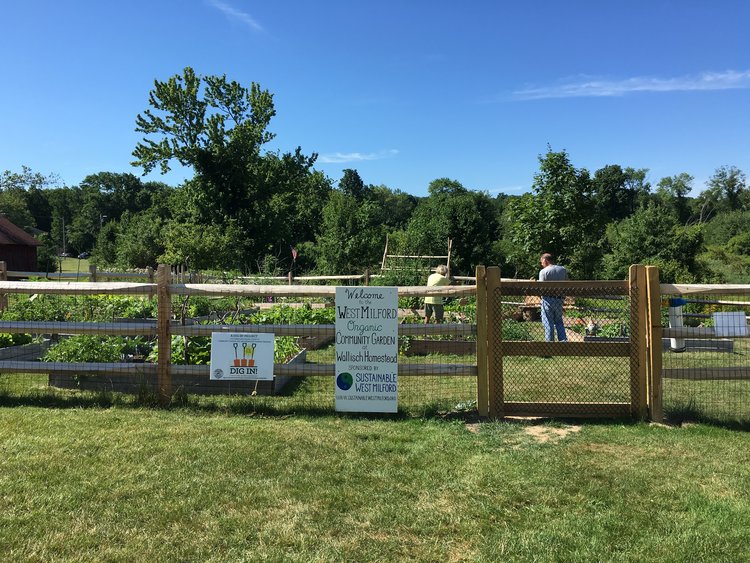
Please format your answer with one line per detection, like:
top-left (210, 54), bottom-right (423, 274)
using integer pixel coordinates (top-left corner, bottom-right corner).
top-left (318, 149), bottom-right (399, 164)
top-left (206, 0), bottom-right (263, 32)
top-left (513, 70), bottom-right (750, 100)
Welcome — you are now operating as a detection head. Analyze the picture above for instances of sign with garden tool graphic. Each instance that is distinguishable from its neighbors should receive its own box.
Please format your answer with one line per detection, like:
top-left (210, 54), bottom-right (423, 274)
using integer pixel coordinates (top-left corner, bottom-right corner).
top-left (210, 332), bottom-right (274, 380)
top-left (335, 286), bottom-right (398, 413)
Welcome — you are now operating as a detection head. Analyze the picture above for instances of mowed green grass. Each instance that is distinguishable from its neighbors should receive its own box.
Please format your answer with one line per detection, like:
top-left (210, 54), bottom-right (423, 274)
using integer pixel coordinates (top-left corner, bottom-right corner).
top-left (58, 257), bottom-right (90, 274)
top-left (1, 407), bottom-right (749, 561)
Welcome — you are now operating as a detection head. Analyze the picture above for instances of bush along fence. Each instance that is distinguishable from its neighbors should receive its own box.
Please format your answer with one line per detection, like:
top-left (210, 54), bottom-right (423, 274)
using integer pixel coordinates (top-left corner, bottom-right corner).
top-left (0, 262), bottom-right (748, 422)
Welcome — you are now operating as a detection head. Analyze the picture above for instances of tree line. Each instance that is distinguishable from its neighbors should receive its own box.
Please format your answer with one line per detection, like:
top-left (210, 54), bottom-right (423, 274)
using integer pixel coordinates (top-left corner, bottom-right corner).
top-left (2, 68), bottom-right (749, 283)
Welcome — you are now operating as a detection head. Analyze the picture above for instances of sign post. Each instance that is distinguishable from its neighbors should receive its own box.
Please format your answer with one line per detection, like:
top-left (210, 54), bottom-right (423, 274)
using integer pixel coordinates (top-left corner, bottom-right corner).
top-left (335, 287), bottom-right (398, 413)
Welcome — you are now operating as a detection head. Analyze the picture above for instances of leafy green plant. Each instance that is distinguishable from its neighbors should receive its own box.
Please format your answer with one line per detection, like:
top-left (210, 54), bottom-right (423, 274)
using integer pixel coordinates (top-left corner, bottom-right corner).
top-left (0, 333), bottom-right (32, 348)
top-left (148, 335), bottom-right (300, 365)
top-left (245, 304), bottom-right (334, 325)
top-left (42, 336), bottom-right (151, 363)
top-left (502, 319), bottom-right (531, 340)
top-left (598, 322), bottom-right (629, 338)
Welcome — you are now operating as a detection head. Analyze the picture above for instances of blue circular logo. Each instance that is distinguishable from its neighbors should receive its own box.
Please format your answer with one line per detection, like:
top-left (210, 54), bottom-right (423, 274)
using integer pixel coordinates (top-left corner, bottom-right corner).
top-left (336, 372), bottom-right (353, 390)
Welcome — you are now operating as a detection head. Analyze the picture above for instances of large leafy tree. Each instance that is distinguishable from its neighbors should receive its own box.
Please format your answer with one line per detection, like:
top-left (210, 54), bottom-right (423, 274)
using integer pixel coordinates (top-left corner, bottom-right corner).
top-left (132, 67), bottom-right (325, 270)
top-left (404, 178), bottom-right (499, 274)
top-left (504, 149), bottom-right (602, 278)
top-left (655, 173), bottom-right (693, 224)
top-left (592, 164), bottom-right (650, 222)
top-left (0, 166), bottom-right (60, 231)
top-left (604, 203), bottom-right (704, 283)
top-left (314, 170), bottom-right (384, 274)
top-left (695, 165), bottom-right (748, 221)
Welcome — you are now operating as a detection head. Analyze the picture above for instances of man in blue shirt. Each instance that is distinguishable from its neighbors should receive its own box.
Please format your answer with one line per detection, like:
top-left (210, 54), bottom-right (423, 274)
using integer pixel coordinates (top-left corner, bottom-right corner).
top-left (538, 253), bottom-right (568, 342)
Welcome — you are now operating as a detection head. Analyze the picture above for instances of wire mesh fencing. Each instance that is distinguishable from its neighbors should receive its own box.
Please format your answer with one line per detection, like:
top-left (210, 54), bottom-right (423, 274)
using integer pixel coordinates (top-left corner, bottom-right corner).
top-left (660, 287), bottom-right (750, 424)
top-left (489, 279), bottom-right (640, 418)
top-left (0, 269), bottom-right (477, 417)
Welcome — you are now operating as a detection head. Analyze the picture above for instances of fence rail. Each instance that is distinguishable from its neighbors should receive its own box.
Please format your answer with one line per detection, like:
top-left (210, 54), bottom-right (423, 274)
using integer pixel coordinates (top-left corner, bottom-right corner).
top-left (0, 264), bottom-right (479, 408)
top-left (2, 261), bottom-right (749, 422)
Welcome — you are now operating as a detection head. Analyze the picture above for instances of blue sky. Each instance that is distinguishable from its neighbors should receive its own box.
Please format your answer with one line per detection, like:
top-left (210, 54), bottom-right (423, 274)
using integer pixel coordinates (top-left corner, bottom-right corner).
top-left (2, 0), bottom-right (749, 197)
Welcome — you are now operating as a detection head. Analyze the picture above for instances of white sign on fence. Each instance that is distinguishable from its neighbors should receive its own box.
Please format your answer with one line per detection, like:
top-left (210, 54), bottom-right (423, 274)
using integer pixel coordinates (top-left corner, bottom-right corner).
top-left (335, 286), bottom-right (398, 413)
top-left (712, 311), bottom-right (749, 337)
top-left (210, 332), bottom-right (274, 380)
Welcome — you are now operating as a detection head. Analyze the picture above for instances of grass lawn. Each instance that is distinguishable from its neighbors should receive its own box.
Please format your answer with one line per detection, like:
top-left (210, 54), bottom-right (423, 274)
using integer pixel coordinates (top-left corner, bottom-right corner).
top-left (59, 257), bottom-right (90, 274)
top-left (1, 406), bottom-right (749, 561)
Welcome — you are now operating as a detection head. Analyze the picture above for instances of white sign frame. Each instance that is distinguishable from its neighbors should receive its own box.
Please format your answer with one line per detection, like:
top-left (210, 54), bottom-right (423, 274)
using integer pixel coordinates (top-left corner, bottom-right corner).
top-left (335, 286), bottom-right (399, 413)
top-left (209, 332), bottom-right (275, 380)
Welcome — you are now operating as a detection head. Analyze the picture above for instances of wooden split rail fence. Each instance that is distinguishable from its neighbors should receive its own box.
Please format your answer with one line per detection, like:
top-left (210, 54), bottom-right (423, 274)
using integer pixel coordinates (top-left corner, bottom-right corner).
top-left (0, 261), bottom-right (748, 420)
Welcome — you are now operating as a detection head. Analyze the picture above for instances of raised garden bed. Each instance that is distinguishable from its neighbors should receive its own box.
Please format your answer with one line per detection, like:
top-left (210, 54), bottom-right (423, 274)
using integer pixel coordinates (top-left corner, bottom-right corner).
top-left (402, 338), bottom-right (475, 356)
top-left (48, 349), bottom-right (306, 396)
top-left (583, 335), bottom-right (734, 353)
top-left (0, 340), bottom-right (51, 361)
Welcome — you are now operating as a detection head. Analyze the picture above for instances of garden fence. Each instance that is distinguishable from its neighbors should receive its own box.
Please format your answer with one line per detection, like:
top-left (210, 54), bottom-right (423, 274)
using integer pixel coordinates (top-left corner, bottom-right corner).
top-left (0, 264), bottom-right (477, 416)
top-left (1, 262), bottom-right (748, 423)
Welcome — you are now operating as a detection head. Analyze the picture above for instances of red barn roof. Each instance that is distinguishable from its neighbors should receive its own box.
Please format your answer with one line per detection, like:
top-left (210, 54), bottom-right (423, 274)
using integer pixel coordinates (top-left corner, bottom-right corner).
top-left (0, 216), bottom-right (42, 246)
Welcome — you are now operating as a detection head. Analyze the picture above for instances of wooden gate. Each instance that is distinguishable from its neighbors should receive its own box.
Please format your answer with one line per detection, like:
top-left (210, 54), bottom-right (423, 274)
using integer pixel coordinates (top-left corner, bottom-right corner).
top-left (475, 265), bottom-right (649, 419)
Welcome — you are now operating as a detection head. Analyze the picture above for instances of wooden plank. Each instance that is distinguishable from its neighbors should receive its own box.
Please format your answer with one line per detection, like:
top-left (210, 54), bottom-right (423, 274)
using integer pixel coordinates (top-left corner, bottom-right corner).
top-left (171, 363), bottom-right (477, 377)
top-left (0, 361), bottom-right (157, 375)
top-left (500, 341), bottom-right (630, 357)
top-left (499, 280), bottom-right (629, 296)
top-left (0, 281), bottom-right (155, 295)
top-left (475, 266), bottom-right (489, 417)
top-left (662, 367), bottom-right (750, 380)
top-left (156, 265), bottom-right (172, 405)
top-left (646, 266), bottom-right (664, 422)
top-left (171, 284), bottom-right (476, 298)
top-left (171, 322), bottom-right (475, 338)
top-left (0, 321), bottom-right (156, 336)
top-left (2, 361), bottom-right (475, 378)
top-left (662, 327), bottom-right (750, 339)
top-left (661, 283), bottom-right (750, 296)
top-left (486, 266), bottom-right (503, 418)
top-left (630, 265), bottom-right (648, 419)
top-left (504, 402), bottom-right (632, 418)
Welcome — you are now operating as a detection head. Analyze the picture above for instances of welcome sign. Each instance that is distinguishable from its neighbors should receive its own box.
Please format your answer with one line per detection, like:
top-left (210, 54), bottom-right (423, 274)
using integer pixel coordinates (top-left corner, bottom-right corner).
top-left (209, 332), bottom-right (274, 380)
top-left (335, 286), bottom-right (398, 413)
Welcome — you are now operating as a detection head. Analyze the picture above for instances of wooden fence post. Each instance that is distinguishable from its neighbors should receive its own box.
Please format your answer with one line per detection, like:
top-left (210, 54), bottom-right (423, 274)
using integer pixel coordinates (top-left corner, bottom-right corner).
top-left (0, 261), bottom-right (7, 311)
top-left (88, 264), bottom-right (97, 282)
top-left (629, 264), bottom-right (649, 419)
top-left (364, 269), bottom-right (370, 286)
top-left (288, 271), bottom-right (293, 285)
top-left (475, 265), bottom-right (489, 417)
top-left (157, 264), bottom-right (172, 405)
top-left (147, 266), bottom-right (154, 283)
top-left (646, 266), bottom-right (664, 422)
top-left (486, 266), bottom-right (503, 418)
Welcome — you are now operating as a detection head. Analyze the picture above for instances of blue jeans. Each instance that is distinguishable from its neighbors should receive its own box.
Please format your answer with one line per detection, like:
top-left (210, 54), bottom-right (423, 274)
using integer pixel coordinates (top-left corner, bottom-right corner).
top-left (541, 298), bottom-right (567, 342)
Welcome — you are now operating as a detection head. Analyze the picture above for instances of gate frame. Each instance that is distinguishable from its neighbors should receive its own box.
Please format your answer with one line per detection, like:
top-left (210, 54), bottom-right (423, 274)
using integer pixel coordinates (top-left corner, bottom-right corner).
top-left (476, 264), bottom-right (649, 419)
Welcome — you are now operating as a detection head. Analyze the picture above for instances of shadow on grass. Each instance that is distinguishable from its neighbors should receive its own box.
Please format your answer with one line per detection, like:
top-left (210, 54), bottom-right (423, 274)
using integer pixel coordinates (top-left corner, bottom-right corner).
top-left (664, 400), bottom-right (750, 432)
top-left (4, 388), bottom-right (749, 430)
top-left (0, 388), bottom-right (480, 422)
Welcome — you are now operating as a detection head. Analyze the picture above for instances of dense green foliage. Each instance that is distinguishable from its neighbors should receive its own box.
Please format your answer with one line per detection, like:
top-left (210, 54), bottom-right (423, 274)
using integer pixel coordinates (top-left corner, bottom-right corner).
top-left (4, 69), bottom-right (750, 282)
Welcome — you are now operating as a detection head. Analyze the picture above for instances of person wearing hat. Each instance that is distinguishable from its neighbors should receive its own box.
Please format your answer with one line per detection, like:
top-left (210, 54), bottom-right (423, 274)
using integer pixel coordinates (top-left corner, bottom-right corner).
top-left (424, 265), bottom-right (451, 323)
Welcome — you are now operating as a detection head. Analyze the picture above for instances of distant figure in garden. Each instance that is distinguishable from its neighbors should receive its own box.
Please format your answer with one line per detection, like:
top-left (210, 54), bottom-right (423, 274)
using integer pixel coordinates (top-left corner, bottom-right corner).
top-left (424, 265), bottom-right (451, 324)
top-left (538, 253), bottom-right (568, 342)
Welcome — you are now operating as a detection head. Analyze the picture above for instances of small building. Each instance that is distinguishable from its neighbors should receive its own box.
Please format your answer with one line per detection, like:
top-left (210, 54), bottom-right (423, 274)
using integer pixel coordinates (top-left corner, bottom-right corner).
top-left (0, 216), bottom-right (41, 272)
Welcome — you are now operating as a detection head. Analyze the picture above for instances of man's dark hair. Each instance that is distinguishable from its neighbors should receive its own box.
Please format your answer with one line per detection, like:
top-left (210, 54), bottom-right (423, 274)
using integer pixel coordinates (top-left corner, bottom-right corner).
top-left (540, 252), bottom-right (555, 263)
